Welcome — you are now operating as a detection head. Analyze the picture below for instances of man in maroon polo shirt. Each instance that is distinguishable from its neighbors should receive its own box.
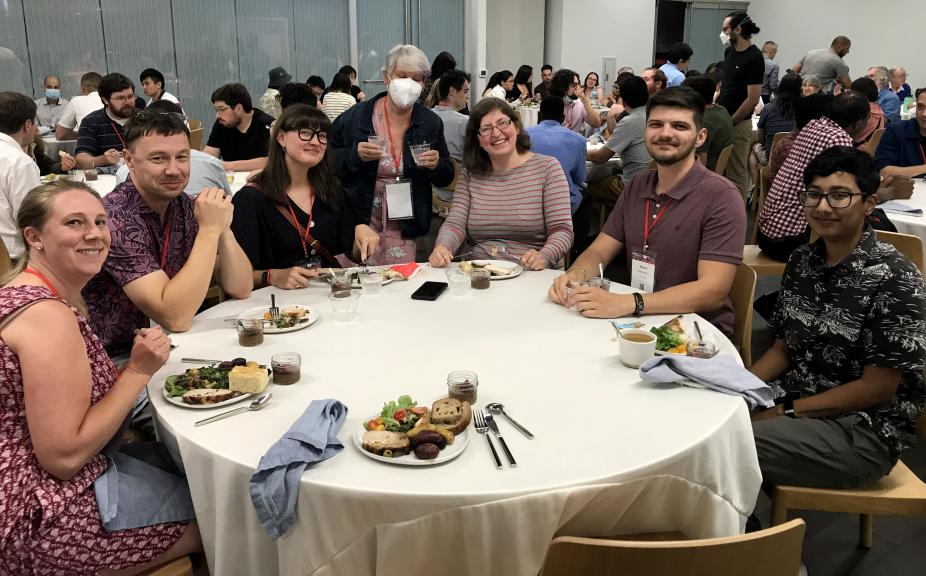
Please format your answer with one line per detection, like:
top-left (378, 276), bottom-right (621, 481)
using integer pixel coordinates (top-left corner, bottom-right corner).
top-left (549, 86), bottom-right (746, 336)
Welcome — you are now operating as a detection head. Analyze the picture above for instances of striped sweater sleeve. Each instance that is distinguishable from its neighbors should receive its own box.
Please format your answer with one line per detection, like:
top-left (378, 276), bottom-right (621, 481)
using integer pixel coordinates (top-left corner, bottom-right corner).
top-left (435, 168), bottom-right (471, 254)
top-left (537, 157), bottom-right (574, 267)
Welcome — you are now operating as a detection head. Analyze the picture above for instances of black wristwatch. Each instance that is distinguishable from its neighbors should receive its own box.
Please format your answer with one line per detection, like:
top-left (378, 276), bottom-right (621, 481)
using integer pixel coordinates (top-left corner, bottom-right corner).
top-left (782, 394), bottom-right (798, 418)
top-left (632, 293), bottom-right (645, 317)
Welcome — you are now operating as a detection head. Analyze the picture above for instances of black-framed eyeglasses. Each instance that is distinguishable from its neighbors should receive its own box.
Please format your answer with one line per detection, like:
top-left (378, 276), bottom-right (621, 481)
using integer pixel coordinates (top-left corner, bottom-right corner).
top-left (799, 190), bottom-right (865, 208)
top-left (477, 118), bottom-right (513, 137)
top-left (297, 128), bottom-right (328, 144)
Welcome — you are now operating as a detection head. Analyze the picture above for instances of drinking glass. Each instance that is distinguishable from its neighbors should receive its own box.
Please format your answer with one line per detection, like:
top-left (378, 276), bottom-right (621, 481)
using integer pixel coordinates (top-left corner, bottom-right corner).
top-left (445, 269), bottom-right (470, 295)
top-left (410, 143), bottom-right (430, 165)
top-left (328, 291), bottom-right (360, 322)
top-left (359, 271), bottom-right (383, 294)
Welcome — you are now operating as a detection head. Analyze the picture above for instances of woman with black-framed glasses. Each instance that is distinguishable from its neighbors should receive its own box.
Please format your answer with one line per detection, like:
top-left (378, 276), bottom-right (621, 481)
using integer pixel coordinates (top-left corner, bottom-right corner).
top-left (231, 104), bottom-right (379, 290)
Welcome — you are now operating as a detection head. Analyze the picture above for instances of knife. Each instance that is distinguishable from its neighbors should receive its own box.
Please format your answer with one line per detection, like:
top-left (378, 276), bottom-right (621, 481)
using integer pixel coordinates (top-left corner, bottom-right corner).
top-left (484, 413), bottom-right (516, 467)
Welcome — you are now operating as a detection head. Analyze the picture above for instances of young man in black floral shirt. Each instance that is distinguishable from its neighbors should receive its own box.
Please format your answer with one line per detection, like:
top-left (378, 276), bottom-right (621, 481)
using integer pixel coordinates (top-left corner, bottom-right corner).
top-left (751, 146), bottom-right (925, 489)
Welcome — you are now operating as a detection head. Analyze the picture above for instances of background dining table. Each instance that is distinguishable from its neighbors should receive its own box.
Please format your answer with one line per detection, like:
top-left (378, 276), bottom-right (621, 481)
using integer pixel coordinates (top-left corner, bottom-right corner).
top-left (886, 178), bottom-right (926, 246)
top-left (150, 267), bottom-right (762, 576)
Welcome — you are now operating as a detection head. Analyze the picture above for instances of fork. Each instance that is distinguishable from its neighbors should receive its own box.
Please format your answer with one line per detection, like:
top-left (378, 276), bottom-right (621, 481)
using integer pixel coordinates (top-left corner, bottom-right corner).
top-left (473, 409), bottom-right (503, 469)
top-left (488, 245), bottom-right (522, 262)
top-left (269, 294), bottom-right (280, 320)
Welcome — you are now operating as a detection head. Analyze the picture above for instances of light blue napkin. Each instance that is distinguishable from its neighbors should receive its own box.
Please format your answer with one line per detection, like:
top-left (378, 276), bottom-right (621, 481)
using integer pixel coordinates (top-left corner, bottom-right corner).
top-left (638, 354), bottom-right (775, 410)
top-left (249, 399), bottom-right (348, 540)
top-left (94, 444), bottom-right (195, 532)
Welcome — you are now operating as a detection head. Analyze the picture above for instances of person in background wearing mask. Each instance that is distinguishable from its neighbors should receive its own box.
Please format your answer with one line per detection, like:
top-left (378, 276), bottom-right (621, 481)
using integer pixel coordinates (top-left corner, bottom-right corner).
top-left (330, 44), bottom-right (454, 265)
top-left (34, 75), bottom-right (68, 129)
top-left (717, 10), bottom-right (765, 199)
top-left (550, 68), bottom-right (602, 134)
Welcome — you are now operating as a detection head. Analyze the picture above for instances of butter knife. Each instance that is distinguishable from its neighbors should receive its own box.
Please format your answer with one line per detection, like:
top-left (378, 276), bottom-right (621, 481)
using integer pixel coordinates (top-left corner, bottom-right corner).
top-left (484, 413), bottom-right (516, 467)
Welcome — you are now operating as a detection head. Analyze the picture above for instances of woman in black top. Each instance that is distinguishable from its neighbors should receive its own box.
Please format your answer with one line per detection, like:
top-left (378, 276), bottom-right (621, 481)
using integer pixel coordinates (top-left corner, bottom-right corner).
top-left (231, 104), bottom-right (379, 290)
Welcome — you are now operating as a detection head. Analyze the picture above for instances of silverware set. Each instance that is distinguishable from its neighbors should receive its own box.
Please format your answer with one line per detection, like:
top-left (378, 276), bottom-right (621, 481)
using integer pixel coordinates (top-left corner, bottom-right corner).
top-left (473, 406), bottom-right (534, 469)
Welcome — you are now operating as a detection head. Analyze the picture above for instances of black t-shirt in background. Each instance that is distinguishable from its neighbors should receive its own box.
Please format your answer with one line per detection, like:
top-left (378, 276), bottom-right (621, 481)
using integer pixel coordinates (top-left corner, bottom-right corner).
top-left (718, 44), bottom-right (765, 122)
top-left (206, 108), bottom-right (273, 161)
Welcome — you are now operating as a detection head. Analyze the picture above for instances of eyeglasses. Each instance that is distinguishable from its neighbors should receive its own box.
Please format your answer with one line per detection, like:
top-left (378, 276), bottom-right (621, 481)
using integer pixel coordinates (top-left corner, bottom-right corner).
top-left (799, 190), bottom-right (865, 208)
top-left (109, 94), bottom-right (134, 103)
top-left (214, 106), bottom-right (231, 114)
top-left (477, 118), bottom-right (513, 137)
top-left (296, 128), bottom-right (328, 144)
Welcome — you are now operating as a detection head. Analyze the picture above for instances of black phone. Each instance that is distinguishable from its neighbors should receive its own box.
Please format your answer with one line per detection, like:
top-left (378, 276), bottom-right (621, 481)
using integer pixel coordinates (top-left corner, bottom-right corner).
top-left (410, 281), bottom-right (448, 301)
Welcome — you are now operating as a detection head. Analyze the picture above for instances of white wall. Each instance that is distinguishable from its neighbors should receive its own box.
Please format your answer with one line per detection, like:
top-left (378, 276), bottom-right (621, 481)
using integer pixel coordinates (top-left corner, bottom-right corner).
top-left (544, 0), bottom-right (656, 79)
top-left (748, 0), bottom-right (923, 92)
top-left (485, 0), bottom-right (546, 91)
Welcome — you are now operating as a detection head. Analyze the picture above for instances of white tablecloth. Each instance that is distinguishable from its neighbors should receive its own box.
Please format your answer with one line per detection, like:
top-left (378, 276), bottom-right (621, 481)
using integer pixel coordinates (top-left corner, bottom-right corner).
top-left (41, 135), bottom-right (76, 156)
top-left (516, 105), bottom-right (539, 129)
top-left (888, 180), bottom-right (926, 245)
top-left (86, 174), bottom-right (117, 197)
top-left (151, 268), bottom-right (761, 576)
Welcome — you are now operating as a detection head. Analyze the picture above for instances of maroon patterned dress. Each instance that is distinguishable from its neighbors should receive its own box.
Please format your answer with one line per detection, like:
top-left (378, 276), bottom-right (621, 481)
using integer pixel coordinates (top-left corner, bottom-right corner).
top-left (0, 285), bottom-right (187, 575)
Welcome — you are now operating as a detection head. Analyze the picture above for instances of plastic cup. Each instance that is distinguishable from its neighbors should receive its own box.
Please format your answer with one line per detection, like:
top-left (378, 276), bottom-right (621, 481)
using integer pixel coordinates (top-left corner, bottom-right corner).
top-left (588, 277), bottom-right (611, 291)
top-left (410, 143), bottom-right (430, 165)
top-left (367, 136), bottom-right (387, 157)
top-left (328, 291), bottom-right (359, 322)
top-left (225, 170), bottom-right (235, 185)
top-left (358, 271), bottom-right (383, 294)
top-left (65, 169), bottom-right (84, 182)
top-left (446, 269), bottom-right (470, 295)
top-left (271, 352), bottom-right (302, 385)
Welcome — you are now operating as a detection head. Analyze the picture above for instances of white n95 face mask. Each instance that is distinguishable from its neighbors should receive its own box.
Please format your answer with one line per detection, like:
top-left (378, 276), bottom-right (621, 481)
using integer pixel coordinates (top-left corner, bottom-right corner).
top-left (388, 77), bottom-right (422, 109)
top-left (720, 31), bottom-right (730, 46)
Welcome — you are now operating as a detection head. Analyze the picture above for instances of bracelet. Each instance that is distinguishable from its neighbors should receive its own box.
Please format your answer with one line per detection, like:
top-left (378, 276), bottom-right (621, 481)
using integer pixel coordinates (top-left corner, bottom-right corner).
top-left (262, 270), bottom-right (271, 287)
top-left (569, 265), bottom-right (589, 281)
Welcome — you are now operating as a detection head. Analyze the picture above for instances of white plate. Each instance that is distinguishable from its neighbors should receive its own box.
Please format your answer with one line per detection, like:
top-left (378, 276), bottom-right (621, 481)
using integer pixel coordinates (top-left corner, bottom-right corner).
top-left (353, 421), bottom-right (470, 466)
top-left (161, 385), bottom-right (254, 410)
top-left (237, 305), bottom-right (319, 334)
top-left (470, 260), bottom-right (523, 280)
top-left (345, 268), bottom-right (397, 290)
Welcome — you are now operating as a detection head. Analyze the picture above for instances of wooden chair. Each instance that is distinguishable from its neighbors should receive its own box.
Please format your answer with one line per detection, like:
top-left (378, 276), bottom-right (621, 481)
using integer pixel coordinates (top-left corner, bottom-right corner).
top-left (866, 127), bottom-right (886, 156)
top-left (875, 230), bottom-right (924, 272)
top-left (143, 555), bottom-right (193, 576)
top-left (540, 519), bottom-right (806, 576)
top-left (750, 165), bottom-right (771, 244)
top-left (729, 263), bottom-right (757, 368)
top-left (771, 417), bottom-right (926, 549)
top-left (742, 245), bottom-right (786, 276)
top-left (188, 128), bottom-right (204, 151)
top-left (714, 144), bottom-right (735, 176)
top-left (0, 240), bottom-right (11, 277)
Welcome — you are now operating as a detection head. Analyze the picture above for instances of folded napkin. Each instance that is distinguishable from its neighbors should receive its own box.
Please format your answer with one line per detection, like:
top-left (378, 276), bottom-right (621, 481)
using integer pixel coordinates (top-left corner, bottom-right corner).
top-left (879, 200), bottom-right (923, 216)
top-left (94, 443), bottom-right (195, 531)
top-left (638, 354), bottom-right (774, 410)
top-left (249, 399), bottom-right (348, 540)
top-left (389, 262), bottom-right (423, 279)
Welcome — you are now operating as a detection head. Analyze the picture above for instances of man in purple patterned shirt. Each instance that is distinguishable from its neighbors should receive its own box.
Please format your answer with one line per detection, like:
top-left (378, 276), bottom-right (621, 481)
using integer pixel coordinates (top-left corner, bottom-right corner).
top-left (83, 109), bottom-right (252, 357)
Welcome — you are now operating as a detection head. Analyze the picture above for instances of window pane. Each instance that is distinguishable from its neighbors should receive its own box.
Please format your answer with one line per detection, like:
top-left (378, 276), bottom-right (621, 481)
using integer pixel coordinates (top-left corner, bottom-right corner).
top-left (294, 0), bottom-right (350, 86)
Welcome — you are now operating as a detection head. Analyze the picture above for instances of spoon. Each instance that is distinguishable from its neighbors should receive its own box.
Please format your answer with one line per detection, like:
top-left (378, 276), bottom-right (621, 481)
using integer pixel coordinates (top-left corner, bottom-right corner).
top-left (485, 403), bottom-right (534, 439)
top-left (194, 392), bottom-right (272, 427)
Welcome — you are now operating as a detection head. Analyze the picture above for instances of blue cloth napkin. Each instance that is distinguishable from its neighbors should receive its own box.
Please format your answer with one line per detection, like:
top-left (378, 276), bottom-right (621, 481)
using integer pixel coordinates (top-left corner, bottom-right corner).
top-left (249, 399), bottom-right (348, 540)
top-left (94, 444), bottom-right (195, 531)
top-left (638, 354), bottom-right (775, 410)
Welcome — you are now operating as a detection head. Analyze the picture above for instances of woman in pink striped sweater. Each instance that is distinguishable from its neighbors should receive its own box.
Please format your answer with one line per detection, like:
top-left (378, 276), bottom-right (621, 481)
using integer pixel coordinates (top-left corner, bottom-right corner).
top-left (429, 98), bottom-right (574, 269)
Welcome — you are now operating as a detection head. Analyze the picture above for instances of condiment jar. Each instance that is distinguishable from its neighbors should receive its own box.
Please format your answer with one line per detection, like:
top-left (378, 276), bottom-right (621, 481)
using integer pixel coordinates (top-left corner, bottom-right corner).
top-left (447, 370), bottom-right (478, 404)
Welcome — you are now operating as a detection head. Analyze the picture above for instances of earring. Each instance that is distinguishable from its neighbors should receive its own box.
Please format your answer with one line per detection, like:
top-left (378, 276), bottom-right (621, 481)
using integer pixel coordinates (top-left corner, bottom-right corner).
top-left (36, 244), bottom-right (43, 251)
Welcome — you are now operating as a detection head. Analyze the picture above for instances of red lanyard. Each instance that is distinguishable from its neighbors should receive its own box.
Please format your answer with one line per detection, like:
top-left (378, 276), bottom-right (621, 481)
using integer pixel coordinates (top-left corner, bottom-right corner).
top-left (109, 121), bottom-right (127, 149)
top-left (160, 207), bottom-right (173, 272)
top-left (643, 198), bottom-right (670, 250)
top-left (382, 101), bottom-right (407, 176)
top-left (286, 193), bottom-right (315, 258)
top-left (24, 267), bottom-right (59, 297)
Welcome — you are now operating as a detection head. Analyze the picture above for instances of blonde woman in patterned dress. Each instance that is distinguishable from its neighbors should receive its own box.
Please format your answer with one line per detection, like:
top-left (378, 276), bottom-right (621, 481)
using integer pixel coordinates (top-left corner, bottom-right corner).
top-left (0, 181), bottom-right (201, 574)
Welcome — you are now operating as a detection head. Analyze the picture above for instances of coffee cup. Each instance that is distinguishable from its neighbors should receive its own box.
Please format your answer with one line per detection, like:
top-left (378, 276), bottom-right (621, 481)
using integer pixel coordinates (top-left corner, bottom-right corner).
top-left (618, 329), bottom-right (656, 368)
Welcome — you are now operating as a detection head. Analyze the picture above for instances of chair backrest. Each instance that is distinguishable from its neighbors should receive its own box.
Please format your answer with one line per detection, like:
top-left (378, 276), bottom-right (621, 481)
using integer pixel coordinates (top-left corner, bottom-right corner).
top-left (750, 166), bottom-right (771, 244)
top-left (187, 118), bottom-right (202, 131)
top-left (0, 240), bottom-right (11, 278)
top-left (769, 131), bottom-right (788, 157)
top-left (189, 128), bottom-right (204, 151)
top-left (715, 144), bottom-right (735, 176)
top-left (875, 230), bottom-right (924, 273)
top-left (866, 127), bottom-right (886, 156)
top-left (540, 518), bottom-right (805, 576)
top-left (730, 262), bottom-right (757, 368)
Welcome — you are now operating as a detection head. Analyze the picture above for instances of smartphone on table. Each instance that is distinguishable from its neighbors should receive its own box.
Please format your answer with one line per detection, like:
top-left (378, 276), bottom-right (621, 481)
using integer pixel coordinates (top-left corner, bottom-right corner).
top-left (410, 281), bottom-right (448, 301)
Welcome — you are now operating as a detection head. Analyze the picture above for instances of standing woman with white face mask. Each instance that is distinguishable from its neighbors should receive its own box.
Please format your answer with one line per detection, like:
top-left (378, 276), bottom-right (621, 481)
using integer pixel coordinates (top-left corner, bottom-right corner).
top-left (329, 44), bottom-right (455, 265)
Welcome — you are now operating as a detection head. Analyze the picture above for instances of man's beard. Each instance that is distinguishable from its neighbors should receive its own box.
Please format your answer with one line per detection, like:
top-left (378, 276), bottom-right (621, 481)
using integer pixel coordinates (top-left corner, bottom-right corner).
top-left (649, 137), bottom-right (697, 166)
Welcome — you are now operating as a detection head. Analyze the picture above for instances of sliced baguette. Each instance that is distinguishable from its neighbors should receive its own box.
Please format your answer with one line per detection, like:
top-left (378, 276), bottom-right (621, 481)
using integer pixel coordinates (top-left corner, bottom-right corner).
top-left (182, 388), bottom-right (238, 405)
top-left (361, 431), bottom-right (411, 457)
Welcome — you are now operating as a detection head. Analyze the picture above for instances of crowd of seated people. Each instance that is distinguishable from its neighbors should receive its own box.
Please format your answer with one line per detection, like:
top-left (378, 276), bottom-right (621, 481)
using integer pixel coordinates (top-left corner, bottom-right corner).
top-left (1, 16), bottom-right (924, 570)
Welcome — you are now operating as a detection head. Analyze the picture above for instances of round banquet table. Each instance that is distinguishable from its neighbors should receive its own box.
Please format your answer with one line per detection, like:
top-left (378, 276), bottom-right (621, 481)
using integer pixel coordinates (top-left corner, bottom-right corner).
top-left (887, 179), bottom-right (926, 247)
top-left (151, 267), bottom-right (762, 576)
top-left (41, 135), bottom-right (76, 157)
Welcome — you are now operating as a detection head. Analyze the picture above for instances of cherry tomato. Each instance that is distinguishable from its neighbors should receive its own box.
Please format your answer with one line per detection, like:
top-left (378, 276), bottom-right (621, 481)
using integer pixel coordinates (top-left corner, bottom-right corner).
top-left (410, 406), bottom-right (427, 415)
top-left (394, 409), bottom-right (407, 421)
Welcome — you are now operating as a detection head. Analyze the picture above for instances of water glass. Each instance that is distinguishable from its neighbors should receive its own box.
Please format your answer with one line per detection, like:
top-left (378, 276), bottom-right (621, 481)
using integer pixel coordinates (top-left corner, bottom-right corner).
top-left (588, 277), bottom-right (611, 291)
top-left (446, 269), bottom-right (470, 295)
top-left (410, 143), bottom-right (430, 165)
top-left (65, 169), bottom-right (85, 182)
top-left (367, 136), bottom-right (387, 157)
top-left (358, 271), bottom-right (383, 294)
top-left (328, 291), bottom-right (360, 322)
top-left (225, 170), bottom-right (235, 185)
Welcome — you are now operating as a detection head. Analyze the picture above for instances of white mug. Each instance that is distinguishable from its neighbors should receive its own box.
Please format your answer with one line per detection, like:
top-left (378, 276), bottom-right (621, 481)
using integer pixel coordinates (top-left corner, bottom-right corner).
top-left (618, 329), bottom-right (656, 368)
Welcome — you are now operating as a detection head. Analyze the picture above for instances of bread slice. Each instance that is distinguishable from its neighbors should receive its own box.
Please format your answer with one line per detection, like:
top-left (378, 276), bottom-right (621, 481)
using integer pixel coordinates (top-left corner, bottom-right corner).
top-left (229, 364), bottom-right (269, 394)
top-left (182, 388), bottom-right (237, 405)
top-left (361, 431), bottom-right (411, 457)
top-left (484, 263), bottom-right (512, 276)
top-left (430, 398), bottom-right (472, 435)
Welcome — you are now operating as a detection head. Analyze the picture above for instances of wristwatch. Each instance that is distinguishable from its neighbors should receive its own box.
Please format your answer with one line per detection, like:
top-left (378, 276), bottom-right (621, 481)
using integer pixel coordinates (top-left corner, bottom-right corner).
top-left (632, 293), bottom-right (645, 317)
top-left (782, 395), bottom-right (798, 418)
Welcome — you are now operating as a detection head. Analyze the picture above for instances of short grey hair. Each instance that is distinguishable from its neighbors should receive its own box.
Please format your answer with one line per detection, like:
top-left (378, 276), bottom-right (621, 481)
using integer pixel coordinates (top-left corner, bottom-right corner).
top-left (889, 66), bottom-right (907, 78)
top-left (869, 66), bottom-right (890, 89)
top-left (617, 66), bottom-right (635, 76)
top-left (802, 75), bottom-right (822, 90)
top-left (382, 44), bottom-right (430, 77)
